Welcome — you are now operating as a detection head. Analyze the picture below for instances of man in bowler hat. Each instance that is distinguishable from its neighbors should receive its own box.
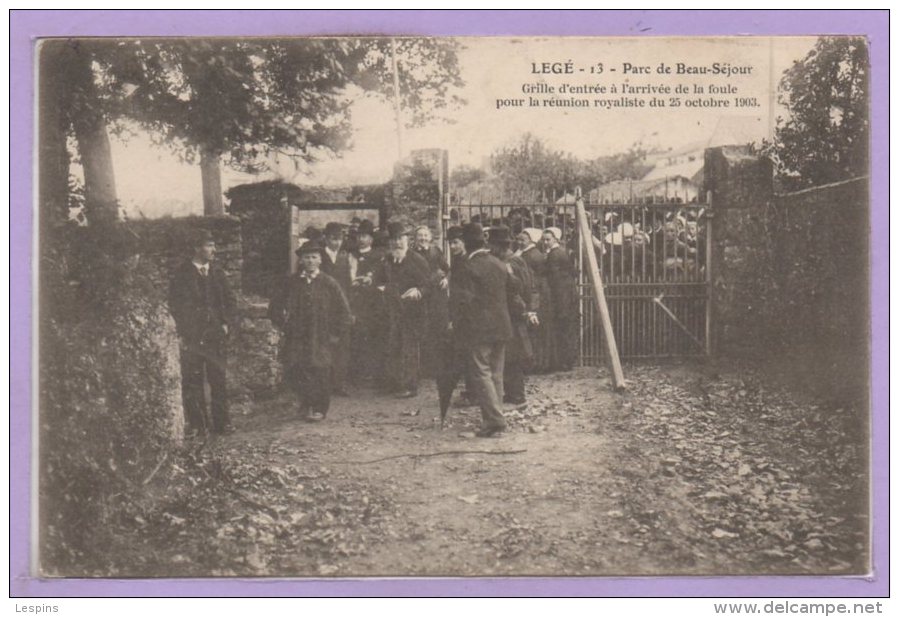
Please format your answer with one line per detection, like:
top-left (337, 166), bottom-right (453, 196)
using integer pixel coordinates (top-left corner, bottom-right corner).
top-left (168, 230), bottom-right (237, 436)
top-left (371, 221), bottom-right (430, 398)
top-left (268, 241), bottom-right (352, 422)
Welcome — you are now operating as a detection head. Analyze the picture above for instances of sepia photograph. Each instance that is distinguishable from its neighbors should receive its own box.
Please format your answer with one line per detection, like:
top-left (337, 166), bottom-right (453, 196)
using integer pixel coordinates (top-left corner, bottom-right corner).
top-left (23, 16), bottom-right (879, 589)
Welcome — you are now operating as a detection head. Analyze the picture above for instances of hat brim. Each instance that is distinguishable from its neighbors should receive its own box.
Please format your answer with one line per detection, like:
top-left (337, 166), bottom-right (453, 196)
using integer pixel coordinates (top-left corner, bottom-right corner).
top-left (295, 246), bottom-right (326, 258)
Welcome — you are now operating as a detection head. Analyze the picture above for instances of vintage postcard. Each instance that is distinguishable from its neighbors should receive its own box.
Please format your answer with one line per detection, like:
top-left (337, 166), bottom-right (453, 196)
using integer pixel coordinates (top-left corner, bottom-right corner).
top-left (11, 10), bottom-right (887, 598)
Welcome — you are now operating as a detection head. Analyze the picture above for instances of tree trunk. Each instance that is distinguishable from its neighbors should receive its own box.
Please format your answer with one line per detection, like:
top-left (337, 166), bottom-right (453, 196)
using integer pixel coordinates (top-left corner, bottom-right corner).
top-left (37, 41), bottom-right (72, 229)
top-left (200, 149), bottom-right (225, 216)
top-left (73, 119), bottom-right (118, 224)
top-left (67, 41), bottom-right (119, 224)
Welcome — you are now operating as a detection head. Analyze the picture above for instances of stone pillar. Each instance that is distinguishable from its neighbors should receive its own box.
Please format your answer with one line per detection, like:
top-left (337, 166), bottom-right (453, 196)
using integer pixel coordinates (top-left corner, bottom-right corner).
top-left (703, 146), bottom-right (774, 358)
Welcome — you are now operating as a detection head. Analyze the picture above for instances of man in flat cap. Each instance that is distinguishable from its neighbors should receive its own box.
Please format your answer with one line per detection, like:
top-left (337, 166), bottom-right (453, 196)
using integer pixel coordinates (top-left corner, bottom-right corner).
top-left (320, 221), bottom-right (353, 395)
top-left (453, 222), bottom-right (512, 437)
top-left (168, 229), bottom-right (237, 437)
top-left (371, 221), bottom-right (430, 398)
top-left (268, 241), bottom-right (352, 422)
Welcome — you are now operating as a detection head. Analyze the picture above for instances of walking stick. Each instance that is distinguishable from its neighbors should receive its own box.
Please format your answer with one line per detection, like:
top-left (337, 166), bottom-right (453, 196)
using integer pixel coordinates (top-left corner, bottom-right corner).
top-left (575, 195), bottom-right (626, 391)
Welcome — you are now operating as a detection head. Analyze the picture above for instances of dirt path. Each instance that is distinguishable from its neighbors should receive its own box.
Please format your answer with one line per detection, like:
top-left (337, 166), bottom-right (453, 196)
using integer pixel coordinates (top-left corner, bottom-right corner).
top-left (234, 370), bottom-right (660, 576)
top-left (103, 363), bottom-right (867, 578)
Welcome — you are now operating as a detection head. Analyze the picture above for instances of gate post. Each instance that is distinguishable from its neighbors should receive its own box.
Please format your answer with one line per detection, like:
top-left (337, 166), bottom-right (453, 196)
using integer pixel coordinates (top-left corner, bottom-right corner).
top-left (702, 146), bottom-right (775, 358)
top-left (576, 197), bottom-right (626, 390)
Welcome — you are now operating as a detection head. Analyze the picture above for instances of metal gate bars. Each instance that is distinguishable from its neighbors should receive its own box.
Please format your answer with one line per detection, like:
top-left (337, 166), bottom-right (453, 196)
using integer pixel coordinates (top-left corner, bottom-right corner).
top-left (445, 189), bottom-right (711, 363)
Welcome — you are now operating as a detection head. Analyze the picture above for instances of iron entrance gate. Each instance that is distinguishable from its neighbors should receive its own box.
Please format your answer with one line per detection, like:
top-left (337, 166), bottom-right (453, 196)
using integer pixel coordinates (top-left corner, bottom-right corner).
top-left (444, 190), bottom-right (711, 363)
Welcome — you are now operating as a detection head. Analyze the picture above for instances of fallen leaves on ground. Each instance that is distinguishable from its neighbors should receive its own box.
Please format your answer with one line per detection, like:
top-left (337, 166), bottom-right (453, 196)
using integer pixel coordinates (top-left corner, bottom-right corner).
top-left (601, 363), bottom-right (867, 574)
top-left (97, 442), bottom-right (396, 577)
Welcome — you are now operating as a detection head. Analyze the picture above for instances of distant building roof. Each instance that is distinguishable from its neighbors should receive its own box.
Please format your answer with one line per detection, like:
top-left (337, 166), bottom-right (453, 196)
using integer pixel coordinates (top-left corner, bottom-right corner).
top-left (642, 159), bottom-right (704, 183)
top-left (589, 176), bottom-right (698, 203)
top-left (663, 140), bottom-right (708, 158)
top-left (640, 116), bottom-right (764, 184)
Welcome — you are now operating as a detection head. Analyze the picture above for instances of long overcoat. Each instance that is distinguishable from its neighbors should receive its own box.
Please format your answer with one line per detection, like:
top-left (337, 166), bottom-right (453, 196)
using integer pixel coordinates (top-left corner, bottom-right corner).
top-left (268, 272), bottom-right (352, 370)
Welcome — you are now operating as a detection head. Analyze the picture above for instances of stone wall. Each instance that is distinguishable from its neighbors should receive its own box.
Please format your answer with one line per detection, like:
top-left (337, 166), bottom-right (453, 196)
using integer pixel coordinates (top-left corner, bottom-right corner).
top-left (768, 178), bottom-right (869, 403)
top-left (703, 147), bottom-right (776, 357)
top-left (226, 181), bottom-right (386, 297)
top-left (704, 147), bottom-right (869, 403)
top-left (126, 215), bottom-right (244, 296)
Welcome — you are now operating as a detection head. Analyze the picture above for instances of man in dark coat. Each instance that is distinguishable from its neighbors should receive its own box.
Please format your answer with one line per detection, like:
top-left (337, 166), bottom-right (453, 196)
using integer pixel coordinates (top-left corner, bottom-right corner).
top-left (168, 230), bottom-right (238, 436)
top-left (349, 219), bottom-right (384, 383)
top-left (413, 225), bottom-right (450, 378)
top-left (489, 226), bottom-right (537, 405)
top-left (455, 222), bottom-right (513, 437)
top-left (543, 227), bottom-right (578, 372)
top-left (320, 221), bottom-right (353, 395)
top-left (268, 241), bottom-right (352, 422)
top-left (371, 222), bottom-right (430, 398)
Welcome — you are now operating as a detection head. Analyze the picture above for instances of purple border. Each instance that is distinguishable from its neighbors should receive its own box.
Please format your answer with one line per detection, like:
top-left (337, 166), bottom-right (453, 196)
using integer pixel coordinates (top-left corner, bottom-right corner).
top-left (10, 10), bottom-right (888, 598)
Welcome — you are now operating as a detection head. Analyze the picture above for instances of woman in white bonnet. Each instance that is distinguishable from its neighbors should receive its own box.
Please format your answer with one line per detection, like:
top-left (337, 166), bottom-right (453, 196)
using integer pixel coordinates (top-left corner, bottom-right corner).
top-left (542, 226), bottom-right (577, 372)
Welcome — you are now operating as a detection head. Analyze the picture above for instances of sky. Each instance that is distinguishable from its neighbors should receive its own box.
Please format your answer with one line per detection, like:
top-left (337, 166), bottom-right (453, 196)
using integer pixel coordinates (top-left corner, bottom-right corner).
top-left (108, 36), bottom-right (817, 218)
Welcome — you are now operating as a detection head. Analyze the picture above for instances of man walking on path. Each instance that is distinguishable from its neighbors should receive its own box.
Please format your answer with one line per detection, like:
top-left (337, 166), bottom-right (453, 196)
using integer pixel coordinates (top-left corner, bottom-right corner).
top-left (268, 241), bottom-right (352, 422)
top-left (455, 222), bottom-right (513, 437)
top-left (168, 230), bottom-right (237, 437)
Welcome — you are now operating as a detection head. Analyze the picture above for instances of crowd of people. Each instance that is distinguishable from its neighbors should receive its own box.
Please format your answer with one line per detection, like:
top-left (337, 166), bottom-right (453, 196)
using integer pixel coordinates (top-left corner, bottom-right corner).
top-left (266, 219), bottom-right (581, 437)
top-left (167, 208), bottom-right (705, 439)
top-left (166, 219), bottom-right (581, 439)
